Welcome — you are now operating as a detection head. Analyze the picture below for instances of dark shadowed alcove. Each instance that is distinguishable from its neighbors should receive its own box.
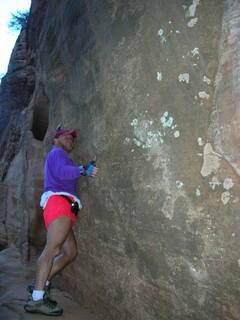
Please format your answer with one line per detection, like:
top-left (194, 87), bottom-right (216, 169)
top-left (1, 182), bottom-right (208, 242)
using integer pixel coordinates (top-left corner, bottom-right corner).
top-left (31, 88), bottom-right (49, 140)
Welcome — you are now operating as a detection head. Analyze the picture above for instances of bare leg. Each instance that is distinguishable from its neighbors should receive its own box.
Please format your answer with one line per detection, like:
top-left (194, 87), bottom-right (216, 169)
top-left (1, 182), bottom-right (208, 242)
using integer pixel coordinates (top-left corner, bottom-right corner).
top-left (47, 229), bottom-right (77, 280)
top-left (35, 216), bottom-right (72, 290)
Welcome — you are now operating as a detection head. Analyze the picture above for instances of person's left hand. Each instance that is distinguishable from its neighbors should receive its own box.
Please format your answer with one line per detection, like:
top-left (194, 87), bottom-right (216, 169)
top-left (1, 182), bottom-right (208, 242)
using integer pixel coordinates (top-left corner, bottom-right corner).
top-left (85, 164), bottom-right (99, 177)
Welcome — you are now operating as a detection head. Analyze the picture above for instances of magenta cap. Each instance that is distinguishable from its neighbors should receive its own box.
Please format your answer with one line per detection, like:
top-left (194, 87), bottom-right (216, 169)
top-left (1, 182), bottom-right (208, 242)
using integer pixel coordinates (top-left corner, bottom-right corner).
top-left (53, 129), bottom-right (77, 139)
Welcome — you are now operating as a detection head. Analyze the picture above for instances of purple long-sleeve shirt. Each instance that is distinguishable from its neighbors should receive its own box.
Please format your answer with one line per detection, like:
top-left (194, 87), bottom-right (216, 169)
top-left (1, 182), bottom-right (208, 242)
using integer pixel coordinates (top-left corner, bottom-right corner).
top-left (44, 147), bottom-right (81, 197)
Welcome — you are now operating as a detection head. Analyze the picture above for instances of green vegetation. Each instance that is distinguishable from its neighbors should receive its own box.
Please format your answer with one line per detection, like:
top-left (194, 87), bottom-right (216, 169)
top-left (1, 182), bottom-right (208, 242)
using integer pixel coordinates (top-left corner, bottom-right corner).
top-left (8, 10), bottom-right (29, 32)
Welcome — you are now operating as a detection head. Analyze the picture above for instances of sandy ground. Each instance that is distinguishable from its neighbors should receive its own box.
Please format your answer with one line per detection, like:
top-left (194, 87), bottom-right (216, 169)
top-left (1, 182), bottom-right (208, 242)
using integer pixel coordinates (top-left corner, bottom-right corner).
top-left (0, 246), bottom-right (99, 320)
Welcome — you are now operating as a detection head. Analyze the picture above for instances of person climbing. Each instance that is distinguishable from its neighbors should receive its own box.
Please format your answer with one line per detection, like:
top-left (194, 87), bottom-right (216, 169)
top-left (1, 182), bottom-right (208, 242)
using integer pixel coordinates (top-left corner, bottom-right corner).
top-left (24, 128), bottom-right (99, 316)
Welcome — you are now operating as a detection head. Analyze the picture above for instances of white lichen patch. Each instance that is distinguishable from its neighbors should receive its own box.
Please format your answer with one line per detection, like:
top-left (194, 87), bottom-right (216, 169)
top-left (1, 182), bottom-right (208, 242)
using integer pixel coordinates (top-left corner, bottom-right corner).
top-left (186, 0), bottom-right (200, 17)
top-left (223, 178), bottom-right (234, 190)
top-left (198, 91), bottom-right (210, 100)
top-left (160, 112), bottom-right (174, 128)
top-left (176, 180), bottom-right (184, 189)
top-left (127, 111), bottom-right (180, 150)
top-left (124, 137), bottom-right (131, 144)
top-left (157, 28), bottom-right (166, 43)
top-left (178, 73), bottom-right (190, 83)
top-left (189, 266), bottom-right (208, 281)
top-left (133, 138), bottom-right (142, 147)
top-left (130, 119), bottom-right (138, 128)
top-left (191, 48), bottom-right (199, 56)
top-left (203, 76), bottom-right (211, 85)
top-left (196, 188), bottom-right (201, 197)
top-left (160, 112), bottom-right (180, 139)
top-left (144, 120), bottom-right (153, 128)
top-left (157, 29), bottom-right (164, 36)
top-left (128, 119), bottom-right (164, 149)
top-left (221, 191), bottom-right (231, 205)
top-left (201, 143), bottom-right (221, 177)
top-left (209, 177), bottom-right (222, 190)
top-left (174, 130), bottom-right (180, 138)
top-left (188, 18), bottom-right (198, 28)
top-left (157, 72), bottom-right (163, 81)
top-left (197, 137), bottom-right (204, 146)
top-left (185, 258), bottom-right (208, 282)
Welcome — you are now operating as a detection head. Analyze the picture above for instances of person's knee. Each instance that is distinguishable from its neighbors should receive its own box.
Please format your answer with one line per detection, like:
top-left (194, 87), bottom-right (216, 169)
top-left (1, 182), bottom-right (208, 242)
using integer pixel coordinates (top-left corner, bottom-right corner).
top-left (41, 244), bottom-right (61, 260)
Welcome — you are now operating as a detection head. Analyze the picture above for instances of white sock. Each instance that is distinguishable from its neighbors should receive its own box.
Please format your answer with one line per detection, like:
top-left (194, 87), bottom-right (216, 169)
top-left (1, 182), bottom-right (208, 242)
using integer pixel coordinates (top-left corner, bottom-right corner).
top-left (32, 290), bottom-right (45, 301)
top-left (45, 280), bottom-right (50, 286)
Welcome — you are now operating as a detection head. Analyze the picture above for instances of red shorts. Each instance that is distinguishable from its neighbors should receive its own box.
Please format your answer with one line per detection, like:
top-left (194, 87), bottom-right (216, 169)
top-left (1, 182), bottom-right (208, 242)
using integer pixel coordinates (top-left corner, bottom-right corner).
top-left (43, 195), bottom-right (75, 230)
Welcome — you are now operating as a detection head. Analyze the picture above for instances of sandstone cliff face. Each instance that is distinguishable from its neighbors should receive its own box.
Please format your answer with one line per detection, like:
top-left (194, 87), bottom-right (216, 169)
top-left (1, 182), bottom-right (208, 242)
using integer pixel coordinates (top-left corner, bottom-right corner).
top-left (1, 0), bottom-right (240, 319)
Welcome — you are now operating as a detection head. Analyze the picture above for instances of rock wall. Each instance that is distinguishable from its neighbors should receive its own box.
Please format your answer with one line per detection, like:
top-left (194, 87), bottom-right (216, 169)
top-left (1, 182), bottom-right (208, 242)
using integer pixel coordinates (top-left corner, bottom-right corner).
top-left (0, 0), bottom-right (48, 256)
top-left (1, 0), bottom-right (240, 319)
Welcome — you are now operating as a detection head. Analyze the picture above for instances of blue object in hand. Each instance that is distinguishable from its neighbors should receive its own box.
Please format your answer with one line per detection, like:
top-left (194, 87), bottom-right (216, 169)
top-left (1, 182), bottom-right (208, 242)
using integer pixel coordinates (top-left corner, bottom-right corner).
top-left (85, 164), bottom-right (94, 176)
top-left (79, 160), bottom-right (96, 176)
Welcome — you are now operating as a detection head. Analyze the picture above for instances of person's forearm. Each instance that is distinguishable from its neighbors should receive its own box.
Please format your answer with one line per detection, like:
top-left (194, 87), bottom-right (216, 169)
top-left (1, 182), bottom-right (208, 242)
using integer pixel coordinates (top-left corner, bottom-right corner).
top-left (56, 165), bottom-right (82, 180)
